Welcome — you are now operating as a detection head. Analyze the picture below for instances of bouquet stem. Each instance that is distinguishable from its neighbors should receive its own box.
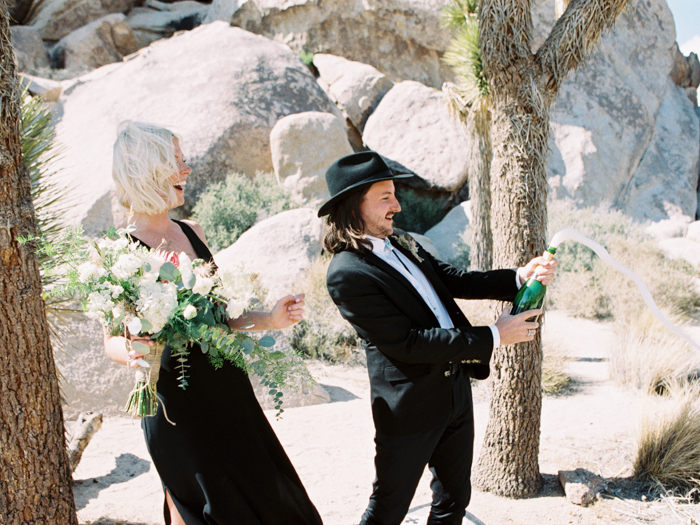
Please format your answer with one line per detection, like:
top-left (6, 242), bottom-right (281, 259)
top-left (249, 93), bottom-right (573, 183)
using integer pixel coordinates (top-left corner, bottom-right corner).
top-left (125, 342), bottom-right (164, 418)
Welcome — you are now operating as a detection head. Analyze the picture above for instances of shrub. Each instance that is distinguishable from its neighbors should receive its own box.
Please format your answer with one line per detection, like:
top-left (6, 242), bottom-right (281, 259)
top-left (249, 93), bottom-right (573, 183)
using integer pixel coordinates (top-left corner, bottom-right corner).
top-left (289, 256), bottom-right (364, 364)
top-left (393, 186), bottom-right (449, 234)
top-left (634, 383), bottom-right (700, 494)
top-left (191, 172), bottom-right (293, 253)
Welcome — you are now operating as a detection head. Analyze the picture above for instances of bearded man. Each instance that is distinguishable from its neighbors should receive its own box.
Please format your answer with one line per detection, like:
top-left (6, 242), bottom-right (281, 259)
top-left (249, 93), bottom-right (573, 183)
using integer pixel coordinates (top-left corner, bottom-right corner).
top-left (320, 151), bottom-right (557, 525)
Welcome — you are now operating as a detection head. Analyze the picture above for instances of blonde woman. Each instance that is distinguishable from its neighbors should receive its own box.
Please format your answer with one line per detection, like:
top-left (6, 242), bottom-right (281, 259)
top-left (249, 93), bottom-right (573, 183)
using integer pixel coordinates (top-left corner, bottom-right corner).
top-left (103, 121), bottom-right (323, 525)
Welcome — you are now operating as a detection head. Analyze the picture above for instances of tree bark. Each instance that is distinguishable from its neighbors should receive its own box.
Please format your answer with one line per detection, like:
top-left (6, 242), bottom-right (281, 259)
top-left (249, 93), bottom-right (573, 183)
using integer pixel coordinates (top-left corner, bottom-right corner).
top-left (473, 0), bottom-right (628, 498)
top-left (0, 1), bottom-right (78, 522)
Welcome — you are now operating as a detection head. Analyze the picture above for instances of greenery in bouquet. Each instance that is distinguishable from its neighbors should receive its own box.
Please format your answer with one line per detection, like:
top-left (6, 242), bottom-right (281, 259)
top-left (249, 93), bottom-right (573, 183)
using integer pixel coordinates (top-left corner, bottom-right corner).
top-left (32, 226), bottom-right (311, 418)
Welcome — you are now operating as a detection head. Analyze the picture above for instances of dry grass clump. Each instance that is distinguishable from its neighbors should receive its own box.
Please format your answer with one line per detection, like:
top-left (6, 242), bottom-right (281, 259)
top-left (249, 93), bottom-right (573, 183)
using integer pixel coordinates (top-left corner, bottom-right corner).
top-left (541, 338), bottom-right (571, 395)
top-left (610, 309), bottom-right (700, 395)
top-left (289, 255), bottom-right (364, 364)
top-left (633, 383), bottom-right (700, 495)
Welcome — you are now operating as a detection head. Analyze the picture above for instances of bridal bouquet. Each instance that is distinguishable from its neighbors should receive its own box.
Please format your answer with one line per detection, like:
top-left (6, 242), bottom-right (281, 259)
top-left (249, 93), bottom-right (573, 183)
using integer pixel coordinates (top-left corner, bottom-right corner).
top-left (42, 226), bottom-right (307, 418)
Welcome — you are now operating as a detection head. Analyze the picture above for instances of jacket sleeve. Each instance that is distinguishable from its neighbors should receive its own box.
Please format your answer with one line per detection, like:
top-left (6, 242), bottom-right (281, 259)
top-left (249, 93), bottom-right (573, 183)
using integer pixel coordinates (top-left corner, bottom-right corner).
top-left (327, 259), bottom-right (496, 366)
top-left (420, 244), bottom-right (519, 302)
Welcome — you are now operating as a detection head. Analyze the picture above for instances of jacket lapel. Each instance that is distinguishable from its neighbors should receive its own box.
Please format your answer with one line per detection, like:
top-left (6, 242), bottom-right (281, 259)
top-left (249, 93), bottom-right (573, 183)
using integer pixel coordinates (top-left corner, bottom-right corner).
top-left (389, 236), bottom-right (470, 327)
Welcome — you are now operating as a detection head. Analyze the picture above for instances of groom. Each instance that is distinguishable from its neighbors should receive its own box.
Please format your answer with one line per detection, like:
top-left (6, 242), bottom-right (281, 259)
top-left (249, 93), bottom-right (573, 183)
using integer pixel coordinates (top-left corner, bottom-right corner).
top-left (320, 151), bottom-right (557, 525)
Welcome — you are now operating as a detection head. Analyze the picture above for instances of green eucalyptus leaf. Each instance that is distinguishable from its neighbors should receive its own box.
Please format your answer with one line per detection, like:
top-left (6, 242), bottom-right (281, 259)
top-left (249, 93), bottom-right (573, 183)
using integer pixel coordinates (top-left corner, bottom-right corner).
top-left (182, 270), bottom-right (196, 289)
top-left (201, 341), bottom-right (209, 354)
top-left (131, 341), bottom-right (150, 354)
top-left (251, 360), bottom-right (266, 374)
top-left (241, 339), bottom-right (255, 355)
top-left (159, 261), bottom-right (180, 282)
top-left (140, 319), bottom-right (153, 333)
top-left (258, 336), bottom-right (275, 348)
top-left (268, 351), bottom-right (285, 360)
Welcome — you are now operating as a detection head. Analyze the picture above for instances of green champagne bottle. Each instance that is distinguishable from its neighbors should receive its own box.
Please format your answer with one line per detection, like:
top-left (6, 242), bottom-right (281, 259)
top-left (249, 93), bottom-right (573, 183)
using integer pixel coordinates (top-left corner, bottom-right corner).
top-left (511, 246), bottom-right (557, 315)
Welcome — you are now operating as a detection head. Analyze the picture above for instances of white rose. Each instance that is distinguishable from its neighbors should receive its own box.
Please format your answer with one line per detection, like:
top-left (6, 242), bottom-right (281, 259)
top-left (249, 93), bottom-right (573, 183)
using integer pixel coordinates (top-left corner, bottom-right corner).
top-left (183, 304), bottom-right (198, 320)
top-left (226, 300), bottom-right (246, 320)
top-left (112, 253), bottom-right (143, 279)
top-left (178, 252), bottom-right (193, 273)
top-left (192, 275), bottom-right (214, 296)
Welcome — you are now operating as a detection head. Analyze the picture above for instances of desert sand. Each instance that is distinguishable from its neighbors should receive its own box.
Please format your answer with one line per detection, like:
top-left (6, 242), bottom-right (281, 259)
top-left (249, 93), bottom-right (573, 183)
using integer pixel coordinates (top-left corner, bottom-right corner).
top-left (70, 311), bottom-right (700, 525)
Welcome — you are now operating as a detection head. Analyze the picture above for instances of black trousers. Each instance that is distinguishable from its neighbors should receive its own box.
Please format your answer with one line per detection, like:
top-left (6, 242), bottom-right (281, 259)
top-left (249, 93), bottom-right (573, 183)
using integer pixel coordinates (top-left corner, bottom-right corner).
top-left (360, 366), bottom-right (475, 525)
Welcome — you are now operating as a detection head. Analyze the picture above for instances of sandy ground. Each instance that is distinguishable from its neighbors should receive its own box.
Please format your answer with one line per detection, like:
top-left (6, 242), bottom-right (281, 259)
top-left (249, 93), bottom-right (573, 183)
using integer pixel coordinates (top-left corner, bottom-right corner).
top-left (70, 311), bottom-right (700, 525)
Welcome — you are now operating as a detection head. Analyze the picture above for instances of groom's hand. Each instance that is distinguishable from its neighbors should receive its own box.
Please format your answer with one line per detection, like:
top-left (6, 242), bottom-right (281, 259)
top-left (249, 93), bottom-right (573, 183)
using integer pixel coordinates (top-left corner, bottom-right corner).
top-left (495, 306), bottom-right (541, 346)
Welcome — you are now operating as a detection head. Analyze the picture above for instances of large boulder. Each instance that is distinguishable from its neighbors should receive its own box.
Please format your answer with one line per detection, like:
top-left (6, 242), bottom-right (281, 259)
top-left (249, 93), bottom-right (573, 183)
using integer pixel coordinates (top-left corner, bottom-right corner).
top-left (51, 14), bottom-right (140, 72)
top-left (313, 53), bottom-right (394, 132)
top-left (26, 0), bottom-right (134, 41)
top-left (51, 22), bottom-right (339, 236)
top-left (544, 0), bottom-right (700, 224)
top-left (204, 0), bottom-right (454, 89)
top-left (214, 208), bottom-right (324, 300)
top-left (424, 201), bottom-right (471, 262)
top-left (10, 25), bottom-right (50, 75)
top-left (270, 111), bottom-right (353, 205)
top-left (363, 80), bottom-right (470, 192)
top-left (127, 0), bottom-right (210, 48)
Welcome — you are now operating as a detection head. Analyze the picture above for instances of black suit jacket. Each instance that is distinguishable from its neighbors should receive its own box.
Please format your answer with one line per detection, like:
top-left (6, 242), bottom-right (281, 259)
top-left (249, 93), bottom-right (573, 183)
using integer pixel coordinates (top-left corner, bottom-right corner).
top-left (326, 230), bottom-right (518, 436)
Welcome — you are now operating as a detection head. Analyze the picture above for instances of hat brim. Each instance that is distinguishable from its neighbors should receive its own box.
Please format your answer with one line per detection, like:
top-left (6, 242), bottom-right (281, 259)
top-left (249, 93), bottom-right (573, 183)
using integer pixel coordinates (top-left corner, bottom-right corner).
top-left (317, 171), bottom-right (413, 217)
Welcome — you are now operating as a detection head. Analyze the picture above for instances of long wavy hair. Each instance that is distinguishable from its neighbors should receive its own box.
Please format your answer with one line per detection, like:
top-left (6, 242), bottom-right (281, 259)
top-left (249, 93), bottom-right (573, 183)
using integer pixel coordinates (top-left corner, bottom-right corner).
top-left (322, 186), bottom-right (373, 254)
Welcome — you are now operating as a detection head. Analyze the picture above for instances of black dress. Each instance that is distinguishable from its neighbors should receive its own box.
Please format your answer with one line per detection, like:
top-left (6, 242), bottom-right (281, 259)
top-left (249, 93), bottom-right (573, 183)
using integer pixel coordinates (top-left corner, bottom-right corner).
top-left (134, 220), bottom-right (323, 525)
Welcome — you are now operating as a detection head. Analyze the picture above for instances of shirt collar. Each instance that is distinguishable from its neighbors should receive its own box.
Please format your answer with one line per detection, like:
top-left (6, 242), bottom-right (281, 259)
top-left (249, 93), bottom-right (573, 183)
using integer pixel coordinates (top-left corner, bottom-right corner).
top-left (365, 234), bottom-right (392, 255)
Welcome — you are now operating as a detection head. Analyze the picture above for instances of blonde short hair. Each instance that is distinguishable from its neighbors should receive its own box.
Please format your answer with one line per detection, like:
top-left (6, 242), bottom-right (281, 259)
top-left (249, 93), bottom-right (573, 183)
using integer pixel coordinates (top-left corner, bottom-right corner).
top-left (112, 121), bottom-right (182, 215)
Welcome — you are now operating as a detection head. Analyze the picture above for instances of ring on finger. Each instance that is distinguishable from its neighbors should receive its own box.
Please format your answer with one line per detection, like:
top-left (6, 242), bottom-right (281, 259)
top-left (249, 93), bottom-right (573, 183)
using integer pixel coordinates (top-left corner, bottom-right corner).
top-left (527, 329), bottom-right (535, 336)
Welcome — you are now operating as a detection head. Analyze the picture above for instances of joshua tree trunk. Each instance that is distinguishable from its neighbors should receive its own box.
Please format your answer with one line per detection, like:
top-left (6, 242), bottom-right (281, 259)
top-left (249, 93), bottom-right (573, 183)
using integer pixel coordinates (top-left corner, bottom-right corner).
top-left (473, 0), bottom-right (628, 498)
top-left (0, 1), bottom-right (78, 522)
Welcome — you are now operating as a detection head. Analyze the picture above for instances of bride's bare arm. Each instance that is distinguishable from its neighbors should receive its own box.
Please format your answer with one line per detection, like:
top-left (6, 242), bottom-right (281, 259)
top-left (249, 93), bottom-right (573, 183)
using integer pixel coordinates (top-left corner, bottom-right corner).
top-left (227, 294), bottom-right (305, 331)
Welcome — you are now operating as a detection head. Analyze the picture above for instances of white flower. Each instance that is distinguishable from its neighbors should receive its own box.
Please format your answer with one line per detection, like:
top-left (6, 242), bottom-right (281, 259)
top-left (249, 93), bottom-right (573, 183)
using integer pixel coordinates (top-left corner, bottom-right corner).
top-left (107, 283), bottom-right (124, 299)
top-left (112, 304), bottom-right (124, 319)
top-left (192, 275), bottom-right (214, 296)
top-left (183, 304), bottom-right (198, 320)
top-left (112, 237), bottom-right (130, 251)
top-left (85, 290), bottom-right (114, 322)
top-left (111, 253), bottom-right (143, 279)
top-left (178, 252), bottom-right (193, 273)
top-left (142, 252), bottom-right (167, 275)
top-left (77, 261), bottom-right (106, 283)
top-left (226, 300), bottom-right (246, 320)
top-left (136, 281), bottom-right (178, 333)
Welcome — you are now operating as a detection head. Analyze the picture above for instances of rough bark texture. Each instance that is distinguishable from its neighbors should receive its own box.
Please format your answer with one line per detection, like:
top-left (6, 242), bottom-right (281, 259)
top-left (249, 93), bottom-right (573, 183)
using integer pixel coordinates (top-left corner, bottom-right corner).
top-left (473, 0), bottom-right (628, 498)
top-left (0, 0), bottom-right (78, 522)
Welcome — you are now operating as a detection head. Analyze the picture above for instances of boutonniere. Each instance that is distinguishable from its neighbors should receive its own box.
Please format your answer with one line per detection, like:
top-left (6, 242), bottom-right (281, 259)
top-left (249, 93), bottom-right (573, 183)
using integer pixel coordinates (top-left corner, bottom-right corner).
top-left (391, 234), bottom-right (423, 263)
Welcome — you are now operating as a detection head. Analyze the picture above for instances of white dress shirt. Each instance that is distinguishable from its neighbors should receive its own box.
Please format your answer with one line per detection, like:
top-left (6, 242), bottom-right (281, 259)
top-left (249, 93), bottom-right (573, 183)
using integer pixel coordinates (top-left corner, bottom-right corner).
top-left (366, 235), bottom-right (503, 348)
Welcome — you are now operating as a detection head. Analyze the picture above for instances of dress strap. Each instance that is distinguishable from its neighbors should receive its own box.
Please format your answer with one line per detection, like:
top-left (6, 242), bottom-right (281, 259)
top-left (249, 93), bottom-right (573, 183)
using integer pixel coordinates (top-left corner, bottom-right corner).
top-left (173, 220), bottom-right (215, 264)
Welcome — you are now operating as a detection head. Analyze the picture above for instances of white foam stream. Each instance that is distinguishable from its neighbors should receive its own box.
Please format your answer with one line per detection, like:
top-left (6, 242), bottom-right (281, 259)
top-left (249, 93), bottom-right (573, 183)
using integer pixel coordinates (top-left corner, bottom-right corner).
top-left (549, 227), bottom-right (700, 353)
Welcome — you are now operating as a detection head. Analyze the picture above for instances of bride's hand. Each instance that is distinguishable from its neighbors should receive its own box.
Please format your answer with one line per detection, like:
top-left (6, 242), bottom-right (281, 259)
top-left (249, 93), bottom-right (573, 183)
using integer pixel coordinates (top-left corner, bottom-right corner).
top-left (268, 294), bottom-right (305, 330)
top-left (127, 335), bottom-right (153, 368)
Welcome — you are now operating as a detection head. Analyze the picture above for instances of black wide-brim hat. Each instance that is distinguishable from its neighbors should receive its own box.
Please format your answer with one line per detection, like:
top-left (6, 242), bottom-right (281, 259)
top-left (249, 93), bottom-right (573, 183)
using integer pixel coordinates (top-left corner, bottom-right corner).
top-left (318, 151), bottom-right (412, 217)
